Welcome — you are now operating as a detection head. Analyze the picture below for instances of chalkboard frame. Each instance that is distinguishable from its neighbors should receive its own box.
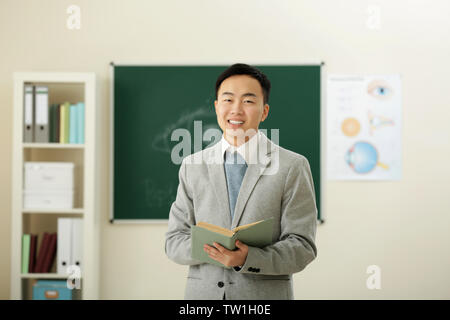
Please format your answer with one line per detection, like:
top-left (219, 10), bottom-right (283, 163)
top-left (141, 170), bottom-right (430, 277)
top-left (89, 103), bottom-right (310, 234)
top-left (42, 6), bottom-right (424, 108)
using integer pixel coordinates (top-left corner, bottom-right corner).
top-left (109, 63), bottom-right (326, 224)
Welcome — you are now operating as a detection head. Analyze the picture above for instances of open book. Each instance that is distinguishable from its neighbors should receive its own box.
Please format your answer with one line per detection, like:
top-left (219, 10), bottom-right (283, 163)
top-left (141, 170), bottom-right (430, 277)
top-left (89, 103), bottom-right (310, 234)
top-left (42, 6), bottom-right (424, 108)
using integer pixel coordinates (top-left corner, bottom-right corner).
top-left (191, 218), bottom-right (274, 268)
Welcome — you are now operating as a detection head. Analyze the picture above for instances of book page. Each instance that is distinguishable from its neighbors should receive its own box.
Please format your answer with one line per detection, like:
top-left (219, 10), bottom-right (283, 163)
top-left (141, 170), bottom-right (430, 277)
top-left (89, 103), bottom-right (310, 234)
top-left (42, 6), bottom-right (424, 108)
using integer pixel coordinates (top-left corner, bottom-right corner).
top-left (232, 220), bottom-right (264, 233)
top-left (197, 222), bottom-right (234, 237)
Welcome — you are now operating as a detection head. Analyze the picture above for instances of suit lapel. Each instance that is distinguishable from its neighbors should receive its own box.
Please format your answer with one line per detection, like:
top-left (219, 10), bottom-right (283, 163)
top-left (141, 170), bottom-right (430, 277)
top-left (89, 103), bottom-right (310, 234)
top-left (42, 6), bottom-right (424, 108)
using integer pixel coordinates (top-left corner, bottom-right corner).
top-left (231, 134), bottom-right (274, 229)
top-left (206, 133), bottom-right (276, 229)
top-left (206, 143), bottom-right (232, 228)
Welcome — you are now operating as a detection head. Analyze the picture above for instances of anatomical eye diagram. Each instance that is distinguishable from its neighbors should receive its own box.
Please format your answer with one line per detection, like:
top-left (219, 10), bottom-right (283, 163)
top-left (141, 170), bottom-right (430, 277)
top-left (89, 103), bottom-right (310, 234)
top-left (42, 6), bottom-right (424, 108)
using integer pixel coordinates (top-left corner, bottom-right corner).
top-left (328, 75), bottom-right (402, 180)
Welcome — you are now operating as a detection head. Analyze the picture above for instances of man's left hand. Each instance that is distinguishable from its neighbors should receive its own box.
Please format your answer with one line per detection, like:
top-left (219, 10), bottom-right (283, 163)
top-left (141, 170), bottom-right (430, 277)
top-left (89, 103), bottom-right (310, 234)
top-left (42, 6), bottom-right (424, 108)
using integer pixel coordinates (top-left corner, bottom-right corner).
top-left (203, 240), bottom-right (248, 267)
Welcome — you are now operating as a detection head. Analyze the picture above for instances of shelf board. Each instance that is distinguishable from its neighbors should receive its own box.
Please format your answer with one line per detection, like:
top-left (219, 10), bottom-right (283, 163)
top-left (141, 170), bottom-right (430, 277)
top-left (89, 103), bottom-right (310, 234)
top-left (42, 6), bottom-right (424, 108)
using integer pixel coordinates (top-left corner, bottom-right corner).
top-left (23, 143), bottom-right (85, 149)
top-left (22, 208), bottom-right (84, 214)
top-left (21, 273), bottom-right (81, 279)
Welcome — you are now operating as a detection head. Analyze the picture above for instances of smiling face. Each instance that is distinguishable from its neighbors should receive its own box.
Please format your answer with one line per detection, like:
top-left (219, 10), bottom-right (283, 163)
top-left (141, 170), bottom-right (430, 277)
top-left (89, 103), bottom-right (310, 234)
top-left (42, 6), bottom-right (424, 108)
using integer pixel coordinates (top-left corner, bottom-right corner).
top-left (214, 75), bottom-right (269, 146)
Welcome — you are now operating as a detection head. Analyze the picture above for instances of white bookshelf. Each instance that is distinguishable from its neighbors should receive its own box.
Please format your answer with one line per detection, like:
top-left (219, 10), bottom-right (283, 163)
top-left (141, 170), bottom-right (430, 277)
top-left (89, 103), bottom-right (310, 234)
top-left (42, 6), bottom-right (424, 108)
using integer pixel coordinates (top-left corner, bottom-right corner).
top-left (11, 72), bottom-right (100, 300)
top-left (23, 143), bottom-right (85, 149)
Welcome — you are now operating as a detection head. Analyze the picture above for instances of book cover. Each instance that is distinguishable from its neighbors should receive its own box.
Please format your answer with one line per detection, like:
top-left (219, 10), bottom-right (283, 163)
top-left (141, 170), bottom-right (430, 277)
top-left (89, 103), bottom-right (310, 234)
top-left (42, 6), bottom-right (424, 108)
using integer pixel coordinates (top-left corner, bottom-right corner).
top-left (49, 104), bottom-right (54, 142)
top-left (59, 104), bottom-right (66, 143)
top-left (49, 104), bottom-right (58, 143)
top-left (59, 102), bottom-right (70, 143)
top-left (56, 104), bottom-right (60, 143)
top-left (63, 102), bottom-right (70, 143)
top-left (29, 234), bottom-right (37, 273)
top-left (69, 104), bottom-right (78, 144)
top-left (77, 102), bottom-right (84, 144)
top-left (42, 233), bottom-right (57, 273)
top-left (21, 234), bottom-right (31, 274)
top-left (34, 232), bottom-right (49, 273)
top-left (191, 218), bottom-right (274, 268)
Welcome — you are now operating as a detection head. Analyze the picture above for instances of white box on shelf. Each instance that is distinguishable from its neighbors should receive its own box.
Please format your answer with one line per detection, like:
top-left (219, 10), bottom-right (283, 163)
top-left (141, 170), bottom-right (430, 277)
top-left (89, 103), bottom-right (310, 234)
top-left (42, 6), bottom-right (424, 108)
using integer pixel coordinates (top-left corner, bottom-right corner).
top-left (24, 162), bottom-right (74, 190)
top-left (23, 189), bottom-right (74, 209)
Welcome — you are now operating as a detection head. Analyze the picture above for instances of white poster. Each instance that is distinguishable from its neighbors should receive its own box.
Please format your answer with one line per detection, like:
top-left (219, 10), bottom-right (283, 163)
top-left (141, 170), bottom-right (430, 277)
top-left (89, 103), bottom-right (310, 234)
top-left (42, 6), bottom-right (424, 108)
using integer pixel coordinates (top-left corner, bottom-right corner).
top-left (327, 74), bottom-right (402, 180)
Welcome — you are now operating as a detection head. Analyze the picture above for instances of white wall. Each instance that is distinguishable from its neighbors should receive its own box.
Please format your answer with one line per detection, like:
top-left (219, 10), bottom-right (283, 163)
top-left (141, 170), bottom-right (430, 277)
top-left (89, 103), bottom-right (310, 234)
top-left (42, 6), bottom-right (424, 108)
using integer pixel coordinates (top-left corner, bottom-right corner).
top-left (1, 0), bottom-right (449, 299)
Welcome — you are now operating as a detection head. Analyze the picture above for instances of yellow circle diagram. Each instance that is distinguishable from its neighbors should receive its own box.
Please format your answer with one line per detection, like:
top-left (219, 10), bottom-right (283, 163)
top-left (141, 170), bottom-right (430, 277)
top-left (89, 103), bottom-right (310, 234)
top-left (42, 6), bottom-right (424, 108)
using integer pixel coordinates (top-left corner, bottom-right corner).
top-left (341, 117), bottom-right (361, 137)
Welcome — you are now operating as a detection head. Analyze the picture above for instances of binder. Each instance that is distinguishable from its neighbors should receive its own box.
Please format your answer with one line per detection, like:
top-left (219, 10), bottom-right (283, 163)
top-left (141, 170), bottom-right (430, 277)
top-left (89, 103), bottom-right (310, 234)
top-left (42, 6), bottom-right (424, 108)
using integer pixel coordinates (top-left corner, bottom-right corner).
top-left (23, 85), bottom-right (34, 142)
top-left (77, 102), bottom-right (85, 144)
top-left (57, 218), bottom-right (72, 275)
top-left (69, 104), bottom-right (78, 144)
top-left (71, 218), bottom-right (83, 269)
top-left (34, 86), bottom-right (49, 143)
top-left (57, 218), bottom-right (83, 274)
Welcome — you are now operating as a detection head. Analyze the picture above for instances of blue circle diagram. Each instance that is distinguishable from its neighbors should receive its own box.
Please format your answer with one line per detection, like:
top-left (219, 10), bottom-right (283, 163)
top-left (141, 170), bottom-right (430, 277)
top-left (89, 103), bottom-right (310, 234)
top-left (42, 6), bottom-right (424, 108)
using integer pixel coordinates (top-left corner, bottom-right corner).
top-left (345, 141), bottom-right (379, 174)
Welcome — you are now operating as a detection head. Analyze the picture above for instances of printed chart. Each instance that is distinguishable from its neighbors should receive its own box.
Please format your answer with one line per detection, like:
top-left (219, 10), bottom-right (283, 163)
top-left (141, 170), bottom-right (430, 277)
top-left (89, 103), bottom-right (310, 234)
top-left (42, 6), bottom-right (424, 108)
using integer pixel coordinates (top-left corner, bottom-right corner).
top-left (327, 75), bottom-right (402, 180)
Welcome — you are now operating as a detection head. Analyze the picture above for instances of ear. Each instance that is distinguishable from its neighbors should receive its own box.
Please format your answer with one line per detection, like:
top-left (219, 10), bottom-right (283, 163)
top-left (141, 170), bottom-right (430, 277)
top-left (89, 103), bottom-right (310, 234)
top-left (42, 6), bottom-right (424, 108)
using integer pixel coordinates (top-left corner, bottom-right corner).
top-left (261, 104), bottom-right (270, 122)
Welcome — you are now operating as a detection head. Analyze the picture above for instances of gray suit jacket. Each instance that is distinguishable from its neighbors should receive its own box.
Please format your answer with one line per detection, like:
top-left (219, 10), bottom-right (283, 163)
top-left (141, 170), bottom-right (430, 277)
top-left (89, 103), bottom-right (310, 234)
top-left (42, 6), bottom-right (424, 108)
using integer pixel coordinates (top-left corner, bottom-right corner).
top-left (165, 133), bottom-right (318, 300)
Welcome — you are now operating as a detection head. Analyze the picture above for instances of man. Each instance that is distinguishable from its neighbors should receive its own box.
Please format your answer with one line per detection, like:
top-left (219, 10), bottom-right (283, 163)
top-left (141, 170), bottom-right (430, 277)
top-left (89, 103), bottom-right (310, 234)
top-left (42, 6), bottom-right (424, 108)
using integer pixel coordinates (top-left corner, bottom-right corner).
top-left (165, 63), bottom-right (318, 300)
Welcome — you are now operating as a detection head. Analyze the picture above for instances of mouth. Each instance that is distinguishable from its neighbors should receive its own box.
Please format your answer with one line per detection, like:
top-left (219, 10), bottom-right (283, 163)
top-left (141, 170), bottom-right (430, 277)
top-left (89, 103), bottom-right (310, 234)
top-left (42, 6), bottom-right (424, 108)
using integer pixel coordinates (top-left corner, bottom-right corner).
top-left (228, 119), bottom-right (245, 125)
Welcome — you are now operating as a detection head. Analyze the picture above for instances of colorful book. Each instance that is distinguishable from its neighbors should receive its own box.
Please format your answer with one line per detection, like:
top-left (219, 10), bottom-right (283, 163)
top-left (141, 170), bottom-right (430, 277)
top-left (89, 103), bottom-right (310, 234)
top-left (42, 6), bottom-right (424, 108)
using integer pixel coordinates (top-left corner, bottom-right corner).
top-left (55, 104), bottom-right (60, 142)
top-left (59, 104), bottom-right (66, 143)
top-left (34, 232), bottom-right (49, 273)
top-left (77, 102), bottom-right (85, 144)
top-left (49, 104), bottom-right (59, 143)
top-left (59, 102), bottom-right (70, 143)
top-left (42, 233), bottom-right (57, 273)
top-left (63, 102), bottom-right (70, 143)
top-left (49, 104), bottom-right (55, 142)
top-left (21, 234), bottom-right (31, 274)
top-left (28, 234), bottom-right (37, 273)
top-left (69, 104), bottom-right (78, 144)
top-left (191, 218), bottom-right (274, 268)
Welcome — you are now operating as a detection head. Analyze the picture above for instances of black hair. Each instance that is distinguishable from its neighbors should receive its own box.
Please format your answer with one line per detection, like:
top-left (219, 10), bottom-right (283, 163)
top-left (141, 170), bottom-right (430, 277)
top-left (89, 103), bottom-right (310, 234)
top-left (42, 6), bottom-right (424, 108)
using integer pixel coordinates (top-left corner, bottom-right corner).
top-left (215, 63), bottom-right (271, 104)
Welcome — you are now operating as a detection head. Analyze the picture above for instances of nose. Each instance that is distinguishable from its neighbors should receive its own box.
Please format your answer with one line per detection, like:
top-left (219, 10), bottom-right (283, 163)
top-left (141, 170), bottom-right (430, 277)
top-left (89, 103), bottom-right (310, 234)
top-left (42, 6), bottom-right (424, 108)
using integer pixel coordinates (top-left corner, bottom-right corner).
top-left (230, 100), bottom-right (244, 114)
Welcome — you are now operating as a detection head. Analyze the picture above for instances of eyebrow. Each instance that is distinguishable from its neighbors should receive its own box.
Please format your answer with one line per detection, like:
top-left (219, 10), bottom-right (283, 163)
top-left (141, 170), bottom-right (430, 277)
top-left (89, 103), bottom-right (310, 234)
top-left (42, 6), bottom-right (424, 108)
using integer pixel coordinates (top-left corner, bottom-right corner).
top-left (221, 92), bottom-right (257, 98)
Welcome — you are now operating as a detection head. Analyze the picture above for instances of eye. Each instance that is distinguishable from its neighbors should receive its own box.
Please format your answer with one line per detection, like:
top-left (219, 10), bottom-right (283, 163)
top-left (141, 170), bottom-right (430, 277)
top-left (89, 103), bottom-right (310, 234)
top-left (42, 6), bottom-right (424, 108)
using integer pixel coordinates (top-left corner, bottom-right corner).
top-left (244, 100), bottom-right (254, 103)
top-left (367, 80), bottom-right (393, 99)
top-left (223, 99), bottom-right (232, 102)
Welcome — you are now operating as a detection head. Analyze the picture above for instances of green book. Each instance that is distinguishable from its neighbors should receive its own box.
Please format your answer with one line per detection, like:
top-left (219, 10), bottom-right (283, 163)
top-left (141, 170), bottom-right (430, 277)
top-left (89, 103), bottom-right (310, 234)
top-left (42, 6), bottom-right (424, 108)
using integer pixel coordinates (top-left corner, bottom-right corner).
top-left (191, 218), bottom-right (274, 268)
top-left (49, 104), bottom-right (57, 142)
top-left (21, 234), bottom-right (31, 274)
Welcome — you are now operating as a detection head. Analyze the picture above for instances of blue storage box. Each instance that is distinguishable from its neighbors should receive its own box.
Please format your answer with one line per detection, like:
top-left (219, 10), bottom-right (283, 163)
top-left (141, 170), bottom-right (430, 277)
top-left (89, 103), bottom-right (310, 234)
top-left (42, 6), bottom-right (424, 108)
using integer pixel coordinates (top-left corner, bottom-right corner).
top-left (32, 280), bottom-right (73, 300)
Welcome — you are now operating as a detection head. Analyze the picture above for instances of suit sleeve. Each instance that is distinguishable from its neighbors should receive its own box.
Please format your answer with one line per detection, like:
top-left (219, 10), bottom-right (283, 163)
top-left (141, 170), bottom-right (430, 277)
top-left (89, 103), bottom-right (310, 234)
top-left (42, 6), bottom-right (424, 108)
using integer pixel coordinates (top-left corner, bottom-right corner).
top-left (235, 156), bottom-right (318, 275)
top-left (165, 158), bottom-right (203, 266)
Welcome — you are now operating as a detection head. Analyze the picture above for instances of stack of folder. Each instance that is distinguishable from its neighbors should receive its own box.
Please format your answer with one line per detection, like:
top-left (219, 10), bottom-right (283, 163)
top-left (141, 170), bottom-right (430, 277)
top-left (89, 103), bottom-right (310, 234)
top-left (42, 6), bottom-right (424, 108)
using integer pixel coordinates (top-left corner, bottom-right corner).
top-left (57, 218), bottom-right (83, 275)
top-left (23, 84), bottom-right (85, 144)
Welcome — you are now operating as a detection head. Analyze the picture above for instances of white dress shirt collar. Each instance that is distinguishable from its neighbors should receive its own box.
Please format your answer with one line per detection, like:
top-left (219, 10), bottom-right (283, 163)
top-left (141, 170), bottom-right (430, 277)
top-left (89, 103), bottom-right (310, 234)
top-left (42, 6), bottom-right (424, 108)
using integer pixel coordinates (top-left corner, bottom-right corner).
top-left (221, 131), bottom-right (261, 165)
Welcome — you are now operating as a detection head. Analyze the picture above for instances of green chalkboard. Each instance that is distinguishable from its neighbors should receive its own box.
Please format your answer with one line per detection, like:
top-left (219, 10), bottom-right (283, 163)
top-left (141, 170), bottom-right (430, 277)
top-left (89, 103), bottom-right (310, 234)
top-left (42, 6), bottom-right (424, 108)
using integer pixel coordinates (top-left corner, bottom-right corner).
top-left (112, 65), bottom-right (322, 222)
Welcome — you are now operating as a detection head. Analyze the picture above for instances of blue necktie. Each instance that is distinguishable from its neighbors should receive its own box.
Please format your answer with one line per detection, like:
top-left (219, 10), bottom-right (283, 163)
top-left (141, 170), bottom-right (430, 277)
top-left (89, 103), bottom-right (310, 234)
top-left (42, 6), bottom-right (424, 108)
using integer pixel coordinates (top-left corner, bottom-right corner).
top-left (224, 151), bottom-right (248, 221)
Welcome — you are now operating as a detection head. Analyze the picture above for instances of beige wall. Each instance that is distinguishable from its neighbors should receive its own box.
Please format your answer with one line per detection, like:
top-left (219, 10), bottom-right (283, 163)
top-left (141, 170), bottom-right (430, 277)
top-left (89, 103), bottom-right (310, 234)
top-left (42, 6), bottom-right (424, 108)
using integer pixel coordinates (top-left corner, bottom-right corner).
top-left (1, 0), bottom-right (450, 299)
